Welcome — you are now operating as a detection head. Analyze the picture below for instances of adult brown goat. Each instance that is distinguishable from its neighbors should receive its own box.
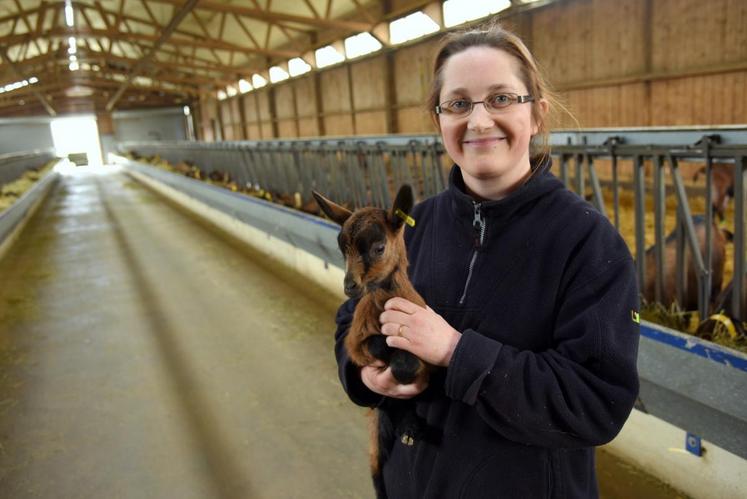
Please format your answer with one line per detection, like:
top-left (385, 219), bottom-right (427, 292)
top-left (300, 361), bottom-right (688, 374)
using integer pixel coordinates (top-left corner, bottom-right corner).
top-left (693, 163), bottom-right (735, 221)
top-left (642, 215), bottom-right (731, 312)
top-left (313, 185), bottom-right (429, 499)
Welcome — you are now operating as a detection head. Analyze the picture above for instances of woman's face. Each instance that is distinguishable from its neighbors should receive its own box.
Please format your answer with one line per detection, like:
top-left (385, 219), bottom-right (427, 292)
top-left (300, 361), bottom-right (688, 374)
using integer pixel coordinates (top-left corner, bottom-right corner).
top-left (438, 46), bottom-right (540, 200)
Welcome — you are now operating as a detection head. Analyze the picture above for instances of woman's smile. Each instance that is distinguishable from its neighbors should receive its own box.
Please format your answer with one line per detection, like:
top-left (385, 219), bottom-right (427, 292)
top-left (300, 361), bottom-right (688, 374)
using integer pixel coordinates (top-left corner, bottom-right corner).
top-left (462, 136), bottom-right (507, 147)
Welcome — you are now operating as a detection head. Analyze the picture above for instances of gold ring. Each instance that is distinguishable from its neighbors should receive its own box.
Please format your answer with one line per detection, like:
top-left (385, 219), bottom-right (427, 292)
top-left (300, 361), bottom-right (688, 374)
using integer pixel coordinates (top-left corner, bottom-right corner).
top-left (398, 325), bottom-right (405, 336)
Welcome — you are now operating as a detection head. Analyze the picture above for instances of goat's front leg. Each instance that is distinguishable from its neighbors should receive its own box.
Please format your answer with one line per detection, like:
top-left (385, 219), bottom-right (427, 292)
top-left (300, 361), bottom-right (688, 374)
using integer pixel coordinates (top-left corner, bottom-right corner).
top-left (347, 309), bottom-right (384, 366)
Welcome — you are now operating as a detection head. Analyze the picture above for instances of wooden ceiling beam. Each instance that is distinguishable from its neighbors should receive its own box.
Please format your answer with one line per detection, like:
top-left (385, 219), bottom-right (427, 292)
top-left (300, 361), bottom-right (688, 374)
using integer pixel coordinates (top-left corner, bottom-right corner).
top-left (83, 2), bottom-right (196, 40)
top-left (12, 0), bottom-right (44, 56)
top-left (350, 0), bottom-right (377, 25)
top-left (3, 48), bottom-right (234, 86)
top-left (6, 71), bottom-right (200, 97)
top-left (3, 27), bottom-right (300, 59)
top-left (302, 0), bottom-right (321, 19)
top-left (0, 4), bottom-right (44, 25)
top-left (148, 0), bottom-right (371, 32)
top-left (106, 0), bottom-right (199, 110)
top-left (0, 45), bottom-right (56, 115)
top-left (35, 1), bottom-right (48, 35)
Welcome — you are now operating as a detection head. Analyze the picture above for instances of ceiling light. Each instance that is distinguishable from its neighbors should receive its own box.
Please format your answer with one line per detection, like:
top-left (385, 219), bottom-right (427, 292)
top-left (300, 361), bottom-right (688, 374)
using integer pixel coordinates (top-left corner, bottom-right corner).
top-left (69, 61), bottom-right (79, 71)
top-left (64, 0), bottom-right (74, 27)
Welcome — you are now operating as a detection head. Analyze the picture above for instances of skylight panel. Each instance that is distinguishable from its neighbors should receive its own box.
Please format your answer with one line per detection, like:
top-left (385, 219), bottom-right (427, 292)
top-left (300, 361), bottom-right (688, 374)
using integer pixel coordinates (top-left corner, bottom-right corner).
top-left (252, 74), bottom-right (267, 88)
top-left (344, 32), bottom-right (382, 59)
top-left (0, 77), bottom-right (39, 94)
top-left (226, 85), bottom-right (238, 97)
top-left (315, 45), bottom-right (345, 68)
top-left (389, 11), bottom-right (440, 44)
top-left (288, 57), bottom-right (311, 77)
top-left (238, 78), bottom-right (253, 93)
top-left (69, 61), bottom-right (79, 71)
top-left (217, 90), bottom-right (227, 100)
top-left (68, 37), bottom-right (77, 54)
top-left (443, 0), bottom-right (511, 28)
top-left (269, 66), bottom-right (290, 83)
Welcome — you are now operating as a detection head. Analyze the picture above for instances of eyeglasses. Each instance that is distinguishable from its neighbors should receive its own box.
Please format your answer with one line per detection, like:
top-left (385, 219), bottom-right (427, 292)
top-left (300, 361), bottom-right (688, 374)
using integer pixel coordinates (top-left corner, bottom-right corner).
top-left (435, 93), bottom-right (534, 116)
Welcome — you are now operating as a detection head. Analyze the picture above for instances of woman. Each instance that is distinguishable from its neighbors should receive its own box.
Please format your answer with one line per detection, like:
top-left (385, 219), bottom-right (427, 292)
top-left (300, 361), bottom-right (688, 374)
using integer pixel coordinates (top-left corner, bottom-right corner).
top-left (334, 24), bottom-right (639, 498)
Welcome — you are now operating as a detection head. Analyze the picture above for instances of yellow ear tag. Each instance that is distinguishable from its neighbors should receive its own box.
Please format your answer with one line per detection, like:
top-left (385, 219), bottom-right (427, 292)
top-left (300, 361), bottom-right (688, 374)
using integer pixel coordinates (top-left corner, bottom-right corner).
top-left (395, 209), bottom-right (416, 227)
top-left (631, 310), bottom-right (640, 324)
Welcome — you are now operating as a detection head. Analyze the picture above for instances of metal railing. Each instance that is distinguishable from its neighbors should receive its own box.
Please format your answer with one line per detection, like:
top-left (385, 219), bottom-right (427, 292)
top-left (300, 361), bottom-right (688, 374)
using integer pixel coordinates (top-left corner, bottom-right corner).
top-left (0, 149), bottom-right (56, 186)
top-left (119, 127), bottom-right (747, 322)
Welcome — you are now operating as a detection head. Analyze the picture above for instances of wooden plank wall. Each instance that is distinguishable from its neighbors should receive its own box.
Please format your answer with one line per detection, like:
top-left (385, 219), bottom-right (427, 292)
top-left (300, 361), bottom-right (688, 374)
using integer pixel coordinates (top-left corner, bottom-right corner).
top-left (196, 0), bottom-right (747, 140)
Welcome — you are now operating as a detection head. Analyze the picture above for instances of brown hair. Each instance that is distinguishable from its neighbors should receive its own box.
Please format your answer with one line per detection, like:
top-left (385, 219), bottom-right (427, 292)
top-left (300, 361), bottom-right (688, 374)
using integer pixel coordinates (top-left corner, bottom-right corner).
top-left (427, 22), bottom-right (561, 163)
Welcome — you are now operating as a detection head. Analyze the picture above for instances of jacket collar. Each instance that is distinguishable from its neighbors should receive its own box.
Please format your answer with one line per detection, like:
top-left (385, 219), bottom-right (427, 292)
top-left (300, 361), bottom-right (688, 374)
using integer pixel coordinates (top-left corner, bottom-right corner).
top-left (447, 157), bottom-right (563, 223)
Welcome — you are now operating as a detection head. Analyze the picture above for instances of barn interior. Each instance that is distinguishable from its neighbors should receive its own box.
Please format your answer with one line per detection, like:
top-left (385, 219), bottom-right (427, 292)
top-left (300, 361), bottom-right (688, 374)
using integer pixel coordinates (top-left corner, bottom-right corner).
top-left (1, 1), bottom-right (746, 498)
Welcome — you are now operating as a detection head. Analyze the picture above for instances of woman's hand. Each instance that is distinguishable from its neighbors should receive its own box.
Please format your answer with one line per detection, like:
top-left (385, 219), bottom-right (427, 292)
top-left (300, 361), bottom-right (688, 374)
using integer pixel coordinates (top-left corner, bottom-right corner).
top-left (361, 361), bottom-right (429, 399)
top-left (380, 297), bottom-right (461, 367)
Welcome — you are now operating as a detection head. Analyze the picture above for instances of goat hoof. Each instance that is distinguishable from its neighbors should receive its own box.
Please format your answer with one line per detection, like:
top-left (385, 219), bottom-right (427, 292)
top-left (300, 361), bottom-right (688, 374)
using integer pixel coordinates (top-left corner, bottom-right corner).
top-left (364, 335), bottom-right (392, 363)
top-left (400, 434), bottom-right (415, 446)
top-left (390, 350), bottom-right (421, 384)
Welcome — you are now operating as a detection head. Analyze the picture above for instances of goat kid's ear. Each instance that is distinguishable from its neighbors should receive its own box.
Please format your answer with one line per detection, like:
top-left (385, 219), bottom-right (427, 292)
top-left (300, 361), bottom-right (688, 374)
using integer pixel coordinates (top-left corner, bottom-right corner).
top-left (312, 191), bottom-right (352, 226)
top-left (389, 184), bottom-right (415, 230)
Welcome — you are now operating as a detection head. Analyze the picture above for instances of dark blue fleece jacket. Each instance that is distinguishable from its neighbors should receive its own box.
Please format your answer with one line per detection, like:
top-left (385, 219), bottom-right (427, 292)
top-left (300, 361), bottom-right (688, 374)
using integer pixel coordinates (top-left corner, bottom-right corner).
top-left (334, 163), bottom-right (640, 499)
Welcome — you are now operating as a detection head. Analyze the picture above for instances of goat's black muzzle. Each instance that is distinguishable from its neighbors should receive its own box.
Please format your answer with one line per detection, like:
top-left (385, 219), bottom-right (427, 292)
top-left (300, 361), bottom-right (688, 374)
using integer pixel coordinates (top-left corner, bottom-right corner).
top-left (344, 274), bottom-right (361, 299)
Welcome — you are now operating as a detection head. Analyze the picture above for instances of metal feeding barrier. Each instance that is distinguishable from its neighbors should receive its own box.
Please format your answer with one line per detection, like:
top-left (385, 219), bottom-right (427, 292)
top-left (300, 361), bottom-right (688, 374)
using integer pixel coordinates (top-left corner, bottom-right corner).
top-left (119, 127), bottom-right (747, 322)
top-left (0, 149), bottom-right (56, 186)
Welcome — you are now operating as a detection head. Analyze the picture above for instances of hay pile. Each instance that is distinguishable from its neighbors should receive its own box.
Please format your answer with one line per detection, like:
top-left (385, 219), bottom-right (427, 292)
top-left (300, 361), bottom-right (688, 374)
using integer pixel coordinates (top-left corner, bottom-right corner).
top-left (0, 161), bottom-right (55, 213)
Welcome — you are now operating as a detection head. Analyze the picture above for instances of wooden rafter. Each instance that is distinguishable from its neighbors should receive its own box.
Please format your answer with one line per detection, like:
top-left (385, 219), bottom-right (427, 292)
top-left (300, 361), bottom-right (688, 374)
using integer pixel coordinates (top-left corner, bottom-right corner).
top-left (3, 27), bottom-right (300, 59)
top-left (325, 0), bottom-right (334, 19)
top-left (0, 44), bottom-right (56, 115)
top-left (106, 0), bottom-right (199, 110)
top-left (148, 0), bottom-right (371, 32)
top-left (189, 10), bottom-right (224, 65)
top-left (35, 1), bottom-right (47, 35)
top-left (349, 0), bottom-right (376, 25)
top-left (12, 0), bottom-right (43, 56)
top-left (303, 0), bottom-right (321, 19)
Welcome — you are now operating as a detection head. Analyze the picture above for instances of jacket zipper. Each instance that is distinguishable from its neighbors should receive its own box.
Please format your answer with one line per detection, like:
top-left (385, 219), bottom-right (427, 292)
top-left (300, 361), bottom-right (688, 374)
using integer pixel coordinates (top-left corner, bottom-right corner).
top-left (459, 202), bottom-right (486, 305)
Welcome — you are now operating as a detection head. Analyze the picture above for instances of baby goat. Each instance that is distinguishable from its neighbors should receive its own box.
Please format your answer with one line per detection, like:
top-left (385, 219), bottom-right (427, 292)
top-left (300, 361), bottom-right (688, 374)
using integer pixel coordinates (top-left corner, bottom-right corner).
top-left (313, 185), bottom-right (429, 499)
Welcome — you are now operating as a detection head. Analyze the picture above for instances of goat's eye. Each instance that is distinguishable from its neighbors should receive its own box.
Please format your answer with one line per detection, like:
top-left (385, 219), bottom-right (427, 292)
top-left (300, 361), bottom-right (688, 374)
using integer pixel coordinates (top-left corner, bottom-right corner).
top-left (372, 243), bottom-right (386, 256)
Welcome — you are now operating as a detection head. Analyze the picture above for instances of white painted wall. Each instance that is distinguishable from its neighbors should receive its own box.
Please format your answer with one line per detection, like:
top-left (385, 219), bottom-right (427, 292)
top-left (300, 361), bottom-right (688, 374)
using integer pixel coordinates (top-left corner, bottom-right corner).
top-left (0, 117), bottom-right (54, 154)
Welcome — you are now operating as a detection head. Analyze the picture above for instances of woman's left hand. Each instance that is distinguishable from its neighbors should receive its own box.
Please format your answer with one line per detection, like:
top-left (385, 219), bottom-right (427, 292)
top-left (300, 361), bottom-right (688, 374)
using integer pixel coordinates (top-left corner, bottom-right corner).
top-left (380, 297), bottom-right (461, 367)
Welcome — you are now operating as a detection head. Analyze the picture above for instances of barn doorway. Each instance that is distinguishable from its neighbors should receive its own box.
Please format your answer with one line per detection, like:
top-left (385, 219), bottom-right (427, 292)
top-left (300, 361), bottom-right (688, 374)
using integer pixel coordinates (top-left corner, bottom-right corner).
top-left (50, 116), bottom-right (103, 167)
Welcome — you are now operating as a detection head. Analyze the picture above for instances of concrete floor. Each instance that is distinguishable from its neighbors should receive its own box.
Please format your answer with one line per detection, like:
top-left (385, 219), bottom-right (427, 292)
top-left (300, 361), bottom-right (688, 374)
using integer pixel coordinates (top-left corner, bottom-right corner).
top-left (0, 166), bottom-right (371, 499)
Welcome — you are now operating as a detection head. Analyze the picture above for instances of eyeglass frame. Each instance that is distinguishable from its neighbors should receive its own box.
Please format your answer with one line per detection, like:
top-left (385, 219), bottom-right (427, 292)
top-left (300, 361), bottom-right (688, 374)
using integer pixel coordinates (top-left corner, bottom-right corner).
top-left (434, 93), bottom-right (535, 116)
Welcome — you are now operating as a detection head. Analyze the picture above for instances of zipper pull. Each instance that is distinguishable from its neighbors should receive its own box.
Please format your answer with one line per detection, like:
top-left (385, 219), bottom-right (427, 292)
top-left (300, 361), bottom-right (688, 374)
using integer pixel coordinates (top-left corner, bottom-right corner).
top-left (473, 202), bottom-right (484, 248)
